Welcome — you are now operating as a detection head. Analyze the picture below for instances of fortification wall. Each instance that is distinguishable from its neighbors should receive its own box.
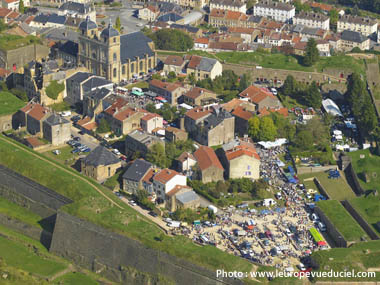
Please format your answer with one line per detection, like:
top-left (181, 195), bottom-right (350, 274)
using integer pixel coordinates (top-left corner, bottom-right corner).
top-left (50, 211), bottom-right (242, 285)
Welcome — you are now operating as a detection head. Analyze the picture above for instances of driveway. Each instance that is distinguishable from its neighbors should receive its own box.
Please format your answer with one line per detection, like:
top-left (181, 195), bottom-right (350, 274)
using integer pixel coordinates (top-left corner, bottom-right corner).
top-left (70, 126), bottom-right (100, 151)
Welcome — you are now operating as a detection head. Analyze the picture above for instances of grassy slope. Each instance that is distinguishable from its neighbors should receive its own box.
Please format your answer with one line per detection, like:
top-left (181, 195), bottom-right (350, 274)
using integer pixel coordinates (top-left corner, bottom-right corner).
top-left (0, 196), bottom-right (42, 228)
top-left (0, 91), bottom-right (25, 116)
top-left (0, 134), bottom-right (254, 273)
top-left (317, 200), bottom-right (368, 241)
top-left (348, 149), bottom-right (380, 192)
top-left (299, 172), bottom-right (356, 201)
top-left (349, 195), bottom-right (380, 235)
top-left (53, 272), bottom-right (99, 285)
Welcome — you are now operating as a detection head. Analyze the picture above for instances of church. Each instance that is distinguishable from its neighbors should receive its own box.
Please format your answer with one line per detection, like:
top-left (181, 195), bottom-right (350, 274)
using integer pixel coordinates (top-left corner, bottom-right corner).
top-left (78, 17), bottom-right (157, 83)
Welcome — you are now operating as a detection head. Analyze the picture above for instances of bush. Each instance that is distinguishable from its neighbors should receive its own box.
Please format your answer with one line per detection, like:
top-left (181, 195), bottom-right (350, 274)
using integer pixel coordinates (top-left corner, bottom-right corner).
top-left (10, 88), bottom-right (27, 102)
top-left (45, 80), bottom-right (65, 100)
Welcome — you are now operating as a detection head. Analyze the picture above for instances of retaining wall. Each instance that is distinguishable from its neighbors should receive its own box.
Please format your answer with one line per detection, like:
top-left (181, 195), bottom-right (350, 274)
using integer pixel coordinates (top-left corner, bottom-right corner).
top-left (314, 178), bottom-right (331, 200)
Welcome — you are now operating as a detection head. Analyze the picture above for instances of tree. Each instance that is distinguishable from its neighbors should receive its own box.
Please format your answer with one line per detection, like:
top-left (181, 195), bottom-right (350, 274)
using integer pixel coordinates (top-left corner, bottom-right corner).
top-left (146, 143), bottom-right (168, 168)
top-left (97, 118), bottom-right (111, 133)
top-left (248, 116), bottom-right (260, 141)
top-left (19, 0), bottom-right (24, 14)
top-left (303, 38), bottom-right (319, 66)
top-left (282, 75), bottom-right (297, 97)
top-left (329, 9), bottom-right (339, 30)
top-left (294, 130), bottom-right (314, 150)
top-left (45, 80), bottom-right (65, 100)
top-left (167, 71), bottom-right (176, 80)
top-left (151, 29), bottom-right (193, 51)
top-left (305, 81), bottom-right (322, 109)
top-left (259, 116), bottom-right (277, 141)
top-left (114, 17), bottom-right (121, 32)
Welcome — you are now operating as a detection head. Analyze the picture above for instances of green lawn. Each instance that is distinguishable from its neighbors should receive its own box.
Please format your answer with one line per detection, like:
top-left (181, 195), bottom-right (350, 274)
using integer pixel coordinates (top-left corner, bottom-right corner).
top-left (103, 169), bottom-right (123, 190)
top-left (53, 272), bottom-right (98, 285)
top-left (299, 171), bottom-right (356, 201)
top-left (0, 134), bottom-right (256, 273)
top-left (317, 200), bottom-right (368, 242)
top-left (348, 149), bottom-right (380, 192)
top-left (0, 91), bottom-right (25, 116)
top-left (0, 236), bottom-right (67, 278)
top-left (125, 81), bottom-right (149, 89)
top-left (0, 196), bottom-right (42, 228)
top-left (43, 145), bottom-right (83, 164)
top-left (311, 240), bottom-right (380, 281)
top-left (0, 34), bottom-right (42, 51)
top-left (349, 195), bottom-right (380, 235)
top-left (50, 101), bottom-right (71, 112)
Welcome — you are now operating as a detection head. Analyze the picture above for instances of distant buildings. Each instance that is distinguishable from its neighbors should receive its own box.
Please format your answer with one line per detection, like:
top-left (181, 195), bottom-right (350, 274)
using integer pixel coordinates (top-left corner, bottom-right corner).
top-left (122, 159), bottom-right (153, 195)
top-left (125, 130), bottom-right (164, 157)
top-left (293, 12), bottom-right (330, 31)
top-left (183, 87), bottom-right (217, 107)
top-left (210, 0), bottom-right (246, 13)
top-left (253, 0), bottom-right (295, 23)
top-left (337, 15), bottom-right (378, 36)
top-left (338, 30), bottom-right (370, 52)
top-left (239, 85), bottom-right (282, 110)
top-left (149, 79), bottom-right (186, 105)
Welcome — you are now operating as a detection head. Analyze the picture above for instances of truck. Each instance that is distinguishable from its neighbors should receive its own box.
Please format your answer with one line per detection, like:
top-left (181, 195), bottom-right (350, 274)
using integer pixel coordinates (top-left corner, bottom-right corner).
top-left (168, 221), bottom-right (181, 228)
top-left (208, 205), bottom-right (218, 214)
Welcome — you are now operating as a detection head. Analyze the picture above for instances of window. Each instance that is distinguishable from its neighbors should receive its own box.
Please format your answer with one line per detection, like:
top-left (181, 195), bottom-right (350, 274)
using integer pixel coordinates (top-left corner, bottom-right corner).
top-left (148, 58), bottom-right (152, 68)
top-left (108, 167), bottom-right (111, 177)
top-left (113, 68), bottom-right (117, 78)
top-left (131, 63), bottom-right (134, 73)
top-left (113, 53), bottom-right (117, 62)
top-left (139, 61), bottom-right (143, 70)
top-left (122, 65), bottom-right (125, 74)
top-left (113, 38), bottom-right (116, 43)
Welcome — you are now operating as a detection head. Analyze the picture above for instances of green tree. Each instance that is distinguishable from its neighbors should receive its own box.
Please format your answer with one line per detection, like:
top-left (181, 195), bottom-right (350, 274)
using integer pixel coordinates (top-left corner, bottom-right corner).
top-left (294, 130), bottom-right (314, 150)
top-left (259, 116), bottom-right (277, 141)
top-left (97, 118), bottom-right (111, 133)
top-left (151, 29), bottom-right (193, 51)
top-left (239, 73), bottom-right (251, 92)
top-left (282, 75), bottom-right (297, 97)
top-left (45, 80), bottom-right (65, 100)
top-left (305, 81), bottom-right (322, 109)
top-left (146, 143), bottom-right (168, 168)
top-left (329, 9), bottom-right (339, 30)
top-left (304, 38), bottom-right (319, 66)
top-left (248, 116), bottom-right (260, 141)
top-left (167, 71), bottom-right (176, 80)
top-left (114, 17), bottom-right (121, 32)
top-left (19, 0), bottom-right (24, 13)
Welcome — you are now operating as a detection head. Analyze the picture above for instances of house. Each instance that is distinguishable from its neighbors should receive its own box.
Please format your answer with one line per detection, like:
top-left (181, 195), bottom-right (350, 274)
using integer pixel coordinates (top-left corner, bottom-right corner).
top-left (125, 129), bottom-right (164, 157)
top-left (293, 12), bottom-right (330, 31)
top-left (165, 126), bottom-right (188, 142)
top-left (122, 159), bottom-right (153, 194)
top-left (149, 79), bottom-right (186, 105)
top-left (210, 0), bottom-right (246, 13)
top-left (194, 38), bottom-right (209, 50)
top-left (220, 138), bottom-right (260, 180)
top-left (175, 151), bottom-right (196, 172)
top-left (82, 87), bottom-right (112, 118)
top-left (239, 85), bottom-right (282, 110)
top-left (186, 55), bottom-right (222, 80)
top-left (231, 106), bottom-right (254, 136)
top-left (153, 168), bottom-right (187, 202)
top-left (102, 98), bottom-right (147, 136)
top-left (222, 98), bottom-right (256, 113)
top-left (184, 105), bottom-right (213, 135)
top-left (337, 30), bottom-right (370, 52)
top-left (141, 113), bottom-right (163, 134)
top-left (163, 55), bottom-right (186, 75)
top-left (65, 72), bottom-right (113, 105)
top-left (42, 113), bottom-right (71, 146)
top-left (25, 103), bottom-right (50, 136)
top-left (193, 146), bottom-right (224, 183)
top-left (2, 0), bottom-right (29, 11)
top-left (209, 9), bottom-right (251, 28)
top-left (253, 0), bottom-right (295, 23)
top-left (178, 0), bottom-right (206, 9)
top-left (57, 40), bottom-right (78, 66)
top-left (138, 5), bottom-right (160, 22)
top-left (166, 185), bottom-right (200, 212)
top-left (81, 146), bottom-right (121, 182)
top-left (30, 14), bottom-right (67, 29)
top-left (337, 15), bottom-right (377, 37)
top-left (58, 1), bottom-right (96, 21)
top-left (183, 87), bottom-right (217, 106)
top-left (76, 116), bottom-right (97, 134)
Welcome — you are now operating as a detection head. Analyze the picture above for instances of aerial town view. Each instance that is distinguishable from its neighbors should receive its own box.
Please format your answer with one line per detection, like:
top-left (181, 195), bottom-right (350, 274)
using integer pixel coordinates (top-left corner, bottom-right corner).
top-left (1, 0), bottom-right (380, 283)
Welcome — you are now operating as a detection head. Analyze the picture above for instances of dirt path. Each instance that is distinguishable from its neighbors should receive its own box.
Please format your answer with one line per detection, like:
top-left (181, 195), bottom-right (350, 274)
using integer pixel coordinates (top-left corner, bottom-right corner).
top-left (48, 264), bottom-right (74, 282)
top-left (0, 136), bottom-right (123, 210)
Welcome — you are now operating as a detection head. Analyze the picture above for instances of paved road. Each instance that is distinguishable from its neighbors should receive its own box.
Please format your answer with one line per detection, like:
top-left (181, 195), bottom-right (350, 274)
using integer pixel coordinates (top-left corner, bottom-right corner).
top-left (70, 126), bottom-right (99, 151)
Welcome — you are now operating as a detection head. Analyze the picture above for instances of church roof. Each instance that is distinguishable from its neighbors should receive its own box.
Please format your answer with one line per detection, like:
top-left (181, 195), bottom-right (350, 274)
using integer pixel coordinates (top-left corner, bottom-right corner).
top-left (79, 16), bottom-right (97, 30)
top-left (120, 32), bottom-right (154, 64)
top-left (101, 23), bottom-right (119, 38)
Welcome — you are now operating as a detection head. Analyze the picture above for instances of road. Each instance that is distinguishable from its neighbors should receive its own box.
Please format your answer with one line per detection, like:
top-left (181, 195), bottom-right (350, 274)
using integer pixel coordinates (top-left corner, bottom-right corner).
top-left (70, 126), bottom-right (99, 151)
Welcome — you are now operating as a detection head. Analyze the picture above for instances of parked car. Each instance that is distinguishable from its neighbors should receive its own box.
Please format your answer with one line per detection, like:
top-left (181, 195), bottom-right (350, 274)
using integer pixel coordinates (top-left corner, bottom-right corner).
top-left (52, 150), bottom-right (60, 155)
top-left (270, 88), bottom-right (278, 95)
top-left (318, 222), bottom-right (326, 232)
top-left (149, 211), bottom-right (158, 217)
top-left (311, 213), bottom-right (319, 221)
top-left (129, 200), bottom-right (137, 206)
top-left (112, 149), bottom-right (121, 155)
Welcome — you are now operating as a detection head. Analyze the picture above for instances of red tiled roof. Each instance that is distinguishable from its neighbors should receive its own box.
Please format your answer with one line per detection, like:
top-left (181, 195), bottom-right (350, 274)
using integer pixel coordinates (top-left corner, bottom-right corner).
top-left (25, 137), bottom-right (44, 148)
top-left (195, 37), bottom-right (209, 44)
top-left (239, 85), bottom-right (276, 104)
top-left (141, 112), bottom-right (161, 121)
top-left (0, 8), bottom-right (11, 17)
top-left (294, 42), bottom-right (307, 50)
top-left (3, 0), bottom-right (18, 3)
top-left (185, 106), bottom-right (212, 120)
top-left (225, 144), bottom-right (260, 161)
top-left (194, 146), bottom-right (223, 171)
top-left (153, 168), bottom-right (179, 184)
top-left (24, 15), bottom-right (34, 24)
top-left (27, 104), bottom-right (49, 121)
top-left (164, 55), bottom-right (184, 66)
top-left (310, 2), bottom-right (333, 12)
top-left (184, 87), bottom-right (215, 100)
top-left (231, 106), bottom-right (253, 121)
top-left (104, 98), bottom-right (129, 116)
top-left (149, 79), bottom-right (181, 92)
top-left (177, 151), bottom-right (195, 163)
top-left (82, 121), bottom-right (97, 131)
top-left (209, 41), bottom-right (238, 51)
top-left (147, 5), bottom-right (159, 13)
top-left (258, 107), bottom-right (288, 117)
top-left (166, 185), bottom-right (191, 197)
top-left (8, 11), bottom-right (19, 19)
top-left (142, 168), bottom-right (154, 184)
top-left (228, 27), bottom-right (255, 34)
top-left (113, 107), bottom-right (136, 121)
top-left (222, 98), bottom-right (247, 112)
top-left (77, 116), bottom-right (91, 126)
top-left (187, 55), bottom-right (202, 69)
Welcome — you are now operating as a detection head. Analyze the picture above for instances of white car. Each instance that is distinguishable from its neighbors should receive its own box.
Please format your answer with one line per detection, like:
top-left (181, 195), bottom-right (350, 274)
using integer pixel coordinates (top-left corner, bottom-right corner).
top-left (271, 88), bottom-right (278, 95)
top-left (112, 149), bottom-right (121, 155)
top-left (311, 213), bottom-right (319, 221)
top-left (129, 200), bottom-right (137, 206)
top-left (285, 228), bottom-right (292, 237)
top-left (52, 150), bottom-right (61, 155)
top-left (318, 222), bottom-right (326, 232)
top-left (298, 263), bottom-right (306, 271)
top-left (136, 23), bottom-right (143, 27)
top-left (61, 111), bottom-right (71, 117)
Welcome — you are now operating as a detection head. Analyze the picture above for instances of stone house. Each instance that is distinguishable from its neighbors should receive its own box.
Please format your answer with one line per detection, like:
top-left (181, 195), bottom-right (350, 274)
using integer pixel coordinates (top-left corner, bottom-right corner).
top-left (163, 55), bottom-right (186, 76)
top-left (239, 85), bottom-right (282, 110)
top-left (219, 138), bottom-right (260, 180)
top-left (21, 103), bottom-right (50, 136)
top-left (165, 126), bottom-right (188, 142)
top-left (185, 55), bottom-right (223, 81)
top-left (81, 145), bottom-right (121, 182)
top-left (183, 87), bottom-right (217, 106)
top-left (42, 113), bottom-right (71, 146)
top-left (165, 185), bottom-right (200, 212)
top-left (122, 159), bottom-right (153, 194)
top-left (231, 106), bottom-right (254, 137)
top-left (152, 168), bottom-right (187, 202)
top-left (125, 129), bottom-right (164, 158)
top-left (337, 30), bottom-right (370, 52)
top-left (337, 15), bottom-right (377, 37)
top-left (140, 113), bottom-right (163, 134)
top-left (193, 146), bottom-right (224, 183)
top-left (149, 79), bottom-right (186, 106)
top-left (83, 87), bottom-right (112, 118)
top-left (175, 151), bottom-right (197, 173)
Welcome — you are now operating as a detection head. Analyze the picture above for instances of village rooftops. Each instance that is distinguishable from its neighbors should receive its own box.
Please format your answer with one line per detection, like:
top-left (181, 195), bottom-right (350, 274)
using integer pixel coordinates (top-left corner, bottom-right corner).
top-left (338, 14), bottom-right (377, 26)
top-left (239, 85), bottom-right (276, 103)
top-left (122, 159), bottom-right (152, 182)
top-left (194, 146), bottom-right (224, 171)
top-left (255, 0), bottom-right (294, 11)
top-left (184, 87), bottom-right (215, 100)
top-left (82, 146), bottom-right (120, 167)
top-left (295, 11), bottom-right (329, 22)
top-left (150, 79), bottom-right (182, 92)
top-left (153, 168), bottom-right (179, 184)
top-left (44, 113), bottom-right (69, 126)
top-left (341, 30), bottom-right (368, 43)
top-left (210, 0), bottom-right (245, 8)
top-left (185, 105), bottom-right (213, 120)
top-left (164, 55), bottom-right (184, 67)
top-left (187, 55), bottom-right (219, 72)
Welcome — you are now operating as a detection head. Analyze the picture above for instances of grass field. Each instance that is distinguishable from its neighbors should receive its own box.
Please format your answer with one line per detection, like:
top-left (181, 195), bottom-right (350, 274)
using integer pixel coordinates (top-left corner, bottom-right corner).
top-left (0, 196), bottom-right (42, 228)
top-left (349, 194), bottom-right (380, 235)
top-left (348, 149), bottom-right (380, 192)
top-left (50, 101), bottom-right (71, 112)
top-left (0, 91), bottom-right (25, 116)
top-left (299, 171), bottom-right (356, 201)
top-left (0, 35), bottom-right (42, 51)
top-left (0, 236), bottom-right (67, 277)
top-left (53, 272), bottom-right (98, 285)
top-left (43, 145), bottom-right (83, 164)
top-left (317, 200), bottom-right (368, 241)
top-left (124, 81), bottom-right (149, 89)
top-left (0, 134), bottom-right (255, 273)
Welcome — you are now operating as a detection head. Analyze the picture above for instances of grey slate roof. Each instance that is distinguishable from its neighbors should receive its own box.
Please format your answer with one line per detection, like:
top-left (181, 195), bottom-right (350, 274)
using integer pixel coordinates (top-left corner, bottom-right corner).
top-left (42, 27), bottom-right (78, 42)
top-left (176, 190), bottom-right (199, 204)
top-left (33, 14), bottom-right (49, 24)
top-left (122, 159), bottom-right (152, 182)
top-left (197, 57), bottom-right (218, 72)
top-left (255, 0), bottom-right (294, 11)
top-left (86, 87), bottom-right (112, 100)
top-left (82, 77), bottom-right (112, 89)
top-left (48, 14), bottom-right (66, 25)
top-left (79, 16), bottom-right (97, 30)
top-left (68, 71), bottom-right (93, 83)
top-left (82, 146), bottom-right (120, 167)
top-left (44, 113), bottom-right (70, 126)
top-left (341, 30), bottom-right (367, 43)
top-left (157, 13), bottom-right (183, 23)
top-left (171, 24), bottom-right (199, 34)
top-left (59, 1), bottom-right (92, 14)
top-left (202, 108), bottom-right (233, 130)
top-left (120, 32), bottom-right (154, 64)
top-left (101, 23), bottom-right (119, 38)
top-left (58, 40), bottom-right (78, 57)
